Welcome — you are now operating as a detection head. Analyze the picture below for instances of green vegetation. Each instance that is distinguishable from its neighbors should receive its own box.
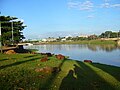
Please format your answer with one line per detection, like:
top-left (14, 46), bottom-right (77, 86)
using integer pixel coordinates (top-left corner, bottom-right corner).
top-left (99, 31), bottom-right (120, 38)
top-left (47, 40), bottom-right (116, 45)
top-left (0, 54), bottom-right (120, 90)
top-left (56, 31), bottom-right (120, 42)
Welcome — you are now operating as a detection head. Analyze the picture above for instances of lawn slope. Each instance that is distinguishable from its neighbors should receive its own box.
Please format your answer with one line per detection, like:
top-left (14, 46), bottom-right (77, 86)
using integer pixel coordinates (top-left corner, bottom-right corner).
top-left (0, 54), bottom-right (120, 90)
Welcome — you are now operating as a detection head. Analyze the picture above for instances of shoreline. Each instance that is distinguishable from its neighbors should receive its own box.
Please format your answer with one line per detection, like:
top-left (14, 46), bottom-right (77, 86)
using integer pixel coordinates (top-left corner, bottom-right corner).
top-left (33, 40), bottom-right (117, 45)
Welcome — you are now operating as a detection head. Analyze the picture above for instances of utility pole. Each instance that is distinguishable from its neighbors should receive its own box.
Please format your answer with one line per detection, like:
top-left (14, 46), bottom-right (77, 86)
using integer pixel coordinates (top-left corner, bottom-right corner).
top-left (0, 12), bottom-right (2, 53)
top-left (10, 18), bottom-right (22, 45)
top-left (11, 21), bottom-right (14, 45)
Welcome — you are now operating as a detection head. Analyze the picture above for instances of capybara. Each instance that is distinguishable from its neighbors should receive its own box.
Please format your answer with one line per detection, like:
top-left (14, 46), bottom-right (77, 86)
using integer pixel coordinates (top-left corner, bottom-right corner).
top-left (40, 57), bottom-right (48, 62)
top-left (84, 60), bottom-right (92, 63)
top-left (56, 54), bottom-right (65, 60)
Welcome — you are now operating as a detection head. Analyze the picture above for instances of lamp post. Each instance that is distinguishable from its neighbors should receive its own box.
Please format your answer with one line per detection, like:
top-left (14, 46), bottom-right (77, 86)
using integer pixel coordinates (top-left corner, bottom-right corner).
top-left (10, 19), bottom-right (19, 45)
top-left (0, 19), bottom-right (2, 53)
top-left (0, 12), bottom-right (2, 53)
top-left (11, 21), bottom-right (14, 45)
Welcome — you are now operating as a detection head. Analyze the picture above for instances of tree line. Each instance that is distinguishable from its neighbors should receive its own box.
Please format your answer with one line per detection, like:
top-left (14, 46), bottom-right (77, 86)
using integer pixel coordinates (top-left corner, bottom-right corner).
top-left (58, 31), bottom-right (120, 41)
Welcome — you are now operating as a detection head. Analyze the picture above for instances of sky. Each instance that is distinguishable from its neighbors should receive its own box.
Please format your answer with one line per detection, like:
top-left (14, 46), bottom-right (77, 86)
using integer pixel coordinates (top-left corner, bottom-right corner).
top-left (0, 0), bottom-right (120, 39)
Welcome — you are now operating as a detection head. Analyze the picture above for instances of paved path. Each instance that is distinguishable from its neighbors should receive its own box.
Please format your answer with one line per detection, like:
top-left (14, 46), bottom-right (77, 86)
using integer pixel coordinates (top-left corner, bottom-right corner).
top-left (2, 47), bottom-right (17, 50)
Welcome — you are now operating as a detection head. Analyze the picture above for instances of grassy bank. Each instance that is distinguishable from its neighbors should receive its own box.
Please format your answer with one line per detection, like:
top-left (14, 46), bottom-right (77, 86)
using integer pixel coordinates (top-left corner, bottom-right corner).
top-left (42, 40), bottom-right (116, 45)
top-left (0, 54), bottom-right (120, 90)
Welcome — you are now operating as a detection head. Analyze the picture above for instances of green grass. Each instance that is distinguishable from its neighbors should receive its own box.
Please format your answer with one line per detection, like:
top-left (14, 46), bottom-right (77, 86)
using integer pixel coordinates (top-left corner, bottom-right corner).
top-left (45, 40), bottom-right (116, 45)
top-left (0, 54), bottom-right (120, 90)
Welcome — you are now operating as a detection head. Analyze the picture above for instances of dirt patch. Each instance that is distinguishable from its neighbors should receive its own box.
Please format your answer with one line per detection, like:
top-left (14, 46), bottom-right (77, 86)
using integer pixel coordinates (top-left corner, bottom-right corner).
top-left (5, 50), bottom-right (16, 54)
top-left (35, 66), bottom-right (61, 73)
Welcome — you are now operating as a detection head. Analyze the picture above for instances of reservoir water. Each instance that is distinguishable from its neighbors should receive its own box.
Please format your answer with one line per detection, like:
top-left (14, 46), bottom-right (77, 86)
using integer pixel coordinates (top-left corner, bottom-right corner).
top-left (24, 44), bottom-right (120, 67)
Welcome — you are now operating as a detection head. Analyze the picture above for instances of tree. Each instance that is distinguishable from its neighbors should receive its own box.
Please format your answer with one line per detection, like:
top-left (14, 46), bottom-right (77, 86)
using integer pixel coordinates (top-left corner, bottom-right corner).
top-left (66, 36), bottom-right (72, 40)
top-left (0, 16), bottom-right (26, 46)
top-left (110, 32), bottom-right (118, 38)
top-left (99, 33), bottom-right (105, 38)
top-left (118, 30), bottom-right (120, 37)
top-left (104, 31), bottom-right (112, 38)
top-left (99, 31), bottom-right (119, 38)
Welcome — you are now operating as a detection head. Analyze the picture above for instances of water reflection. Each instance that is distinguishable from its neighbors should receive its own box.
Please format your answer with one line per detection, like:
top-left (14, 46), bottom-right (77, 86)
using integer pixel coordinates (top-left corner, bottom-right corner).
top-left (25, 44), bottom-right (120, 52)
top-left (87, 44), bottom-right (119, 52)
top-left (24, 44), bottom-right (120, 67)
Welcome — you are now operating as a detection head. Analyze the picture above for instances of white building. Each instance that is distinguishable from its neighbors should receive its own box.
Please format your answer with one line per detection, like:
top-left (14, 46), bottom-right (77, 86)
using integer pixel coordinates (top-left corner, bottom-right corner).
top-left (42, 38), bottom-right (57, 42)
top-left (79, 34), bottom-right (88, 38)
top-left (61, 38), bottom-right (66, 42)
top-left (42, 39), bottom-right (47, 42)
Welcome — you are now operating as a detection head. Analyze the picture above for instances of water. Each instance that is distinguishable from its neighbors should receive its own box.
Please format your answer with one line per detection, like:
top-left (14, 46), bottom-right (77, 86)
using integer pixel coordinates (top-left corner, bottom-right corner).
top-left (24, 44), bottom-right (120, 67)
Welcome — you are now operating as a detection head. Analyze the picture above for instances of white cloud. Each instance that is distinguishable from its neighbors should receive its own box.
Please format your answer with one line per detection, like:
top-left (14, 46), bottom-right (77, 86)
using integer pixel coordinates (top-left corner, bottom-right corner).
top-left (101, 3), bottom-right (110, 8)
top-left (80, 1), bottom-right (94, 10)
top-left (68, 1), bottom-right (94, 11)
top-left (111, 4), bottom-right (120, 8)
top-left (101, 3), bottom-right (120, 8)
top-left (68, 1), bottom-right (80, 8)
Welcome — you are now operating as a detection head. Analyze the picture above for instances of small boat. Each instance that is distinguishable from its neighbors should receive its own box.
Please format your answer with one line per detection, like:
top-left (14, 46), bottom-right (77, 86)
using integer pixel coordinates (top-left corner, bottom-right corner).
top-left (25, 43), bottom-right (33, 46)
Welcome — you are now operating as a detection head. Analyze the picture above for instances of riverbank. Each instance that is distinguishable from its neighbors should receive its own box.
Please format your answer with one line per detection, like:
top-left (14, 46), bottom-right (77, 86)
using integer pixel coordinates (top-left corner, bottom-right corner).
top-left (0, 53), bottom-right (120, 90)
top-left (35, 40), bottom-right (117, 45)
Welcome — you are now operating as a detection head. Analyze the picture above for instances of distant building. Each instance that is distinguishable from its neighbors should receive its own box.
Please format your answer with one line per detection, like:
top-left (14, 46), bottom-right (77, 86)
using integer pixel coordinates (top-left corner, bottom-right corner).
top-left (61, 38), bottom-right (66, 42)
top-left (47, 38), bottom-right (57, 42)
top-left (79, 34), bottom-right (88, 38)
top-left (65, 35), bottom-right (72, 38)
top-left (42, 39), bottom-right (47, 42)
top-left (42, 38), bottom-right (57, 42)
top-left (88, 35), bottom-right (98, 39)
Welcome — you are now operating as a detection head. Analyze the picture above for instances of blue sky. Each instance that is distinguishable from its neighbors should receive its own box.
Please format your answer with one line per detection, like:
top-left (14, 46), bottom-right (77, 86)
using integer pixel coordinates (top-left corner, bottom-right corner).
top-left (0, 0), bottom-right (120, 39)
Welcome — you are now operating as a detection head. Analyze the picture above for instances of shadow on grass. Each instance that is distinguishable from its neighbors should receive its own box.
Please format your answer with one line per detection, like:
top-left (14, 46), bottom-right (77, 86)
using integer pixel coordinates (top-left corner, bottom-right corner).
top-left (59, 69), bottom-right (78, 90)
top-left (14, 48), bottom-right (31, 53)
top-left (24, 54), bottom-right (38, 58)
top-left (0, 57), bottom-right (40, 70)
top-left (59, 61), bottom-right (115, 90)
top-left (93, 63), bottom-right (120, 82)
top-left (3, 48), bottom-right (31, 53)
top-left (0, 59), bottom-right (9, 62)
top-left (40, 59), bottom-right (67, 89)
